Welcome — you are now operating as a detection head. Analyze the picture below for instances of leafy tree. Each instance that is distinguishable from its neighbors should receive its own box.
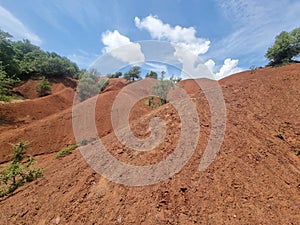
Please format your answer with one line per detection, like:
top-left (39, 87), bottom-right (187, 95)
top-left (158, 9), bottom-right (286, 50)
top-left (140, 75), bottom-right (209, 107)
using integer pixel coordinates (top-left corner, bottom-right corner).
top-left (0, 28), bottom-right (79, 80)
top-left (77, 70), bottom-right (109, 101)
top-left (0, 64), bottom-right (19, 101)
top-left (123, 66), bottom-right (141, 81)
top-left (0, 30), bottom-right (13, 40)
top-left (0, 32), bottom-right (19, 77)
top-left (265, 27), bottom-right (300, 66)
top-left (106, 71), bottom-right (122, 78)
top-left (36, 77), bottom-right (51, 97)
top-left (151, 75), bottom-right (175, 105)
top-left (145, 70), bottom-right (158, 79)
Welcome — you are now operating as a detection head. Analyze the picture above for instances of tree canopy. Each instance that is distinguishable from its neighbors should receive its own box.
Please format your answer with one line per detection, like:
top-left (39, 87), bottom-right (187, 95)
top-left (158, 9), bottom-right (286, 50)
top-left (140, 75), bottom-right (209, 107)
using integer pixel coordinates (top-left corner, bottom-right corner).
top-left (145, 71), bottom-right (158, 79)
top-left (0, 29), bottom-right (79, 80)
top-left (123, 66), bottom-right (141, 81)
top-left (265, 27), bottom-right (300, 66)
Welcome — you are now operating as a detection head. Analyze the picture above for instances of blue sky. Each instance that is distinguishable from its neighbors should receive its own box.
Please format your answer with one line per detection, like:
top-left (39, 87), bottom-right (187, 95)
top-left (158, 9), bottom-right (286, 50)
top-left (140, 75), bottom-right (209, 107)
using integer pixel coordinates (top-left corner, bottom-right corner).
top-left (0, 0), bottom-right (300, 79)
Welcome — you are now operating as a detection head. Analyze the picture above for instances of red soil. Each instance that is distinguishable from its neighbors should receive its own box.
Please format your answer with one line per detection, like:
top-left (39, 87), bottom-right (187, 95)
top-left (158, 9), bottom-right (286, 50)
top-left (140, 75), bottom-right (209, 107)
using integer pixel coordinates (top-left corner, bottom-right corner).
top-left (0, 65), bottom-right (299, 224)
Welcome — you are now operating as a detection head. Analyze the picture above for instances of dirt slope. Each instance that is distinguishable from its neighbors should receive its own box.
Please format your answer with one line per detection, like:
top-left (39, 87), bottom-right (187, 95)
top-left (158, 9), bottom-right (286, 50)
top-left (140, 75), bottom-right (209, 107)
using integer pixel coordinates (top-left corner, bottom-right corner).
top-left (0, 78), bottom-right (150, 163)
top-left (0, 64), bottom-right (300, 224)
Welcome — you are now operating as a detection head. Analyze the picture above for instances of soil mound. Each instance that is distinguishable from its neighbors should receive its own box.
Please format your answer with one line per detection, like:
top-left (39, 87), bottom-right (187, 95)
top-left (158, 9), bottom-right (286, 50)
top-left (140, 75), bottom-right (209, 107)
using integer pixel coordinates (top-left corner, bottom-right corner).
top-left (0, 64), bottom-right (299, 224)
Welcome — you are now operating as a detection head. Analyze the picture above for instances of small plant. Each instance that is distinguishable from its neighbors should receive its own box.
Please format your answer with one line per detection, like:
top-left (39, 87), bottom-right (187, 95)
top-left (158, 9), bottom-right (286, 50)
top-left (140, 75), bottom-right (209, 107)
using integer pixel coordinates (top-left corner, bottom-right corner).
top-left (0, 140), bottom-right (43, 197)
top-left (80, 139), bottom-right (88, 146)
top-left (55, 144), bottom-right (78, 159)
top-left (277, 133), bottom-right (285, 140)
top-left (145, 96), bottom-right (157, 109)
top-left (249, 65), bottom-right (257, 74)
top-left (36, 77), bottom-right (51, 97)
top-left (295, 150), bottom-right (300, 156)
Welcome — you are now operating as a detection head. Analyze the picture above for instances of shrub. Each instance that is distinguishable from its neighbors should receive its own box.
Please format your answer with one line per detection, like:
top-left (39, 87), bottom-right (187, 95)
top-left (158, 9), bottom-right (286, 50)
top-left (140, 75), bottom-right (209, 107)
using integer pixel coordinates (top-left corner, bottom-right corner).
top-left (80, 139), bottom-right (88, 146)
top-left (0, 65), bottom-right (19, 102)
top-left (0, 140), bottom-right (43, 197)
top-left (36, 77), bottom-right (51, 97)
top-left (98, 78), bottom-right (109, 92)
top-left (151, 75), bottom-right (175, 106)
top-left (77, 72), bottom-right (109, 101)
top-left (55, 144), bottom-right (78, 159)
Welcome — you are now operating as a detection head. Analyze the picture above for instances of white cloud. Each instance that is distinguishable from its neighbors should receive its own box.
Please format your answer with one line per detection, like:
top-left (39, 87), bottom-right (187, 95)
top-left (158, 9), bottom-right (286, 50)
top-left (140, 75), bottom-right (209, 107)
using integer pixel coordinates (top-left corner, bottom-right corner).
top-left (101, 30), bottom-right (144, 64)
top-left (174, 45), bottom-right (213, 79)
top-left (212, 0), bottom-right (300, 62)
top-left (135, 15), bottom-right (210, 56)
top-left (0, 6), bottom-right (42, 45)
top-left (215, 58), bottom-right (242, 79)
top-left (204, 59), bottom-right (216, 74)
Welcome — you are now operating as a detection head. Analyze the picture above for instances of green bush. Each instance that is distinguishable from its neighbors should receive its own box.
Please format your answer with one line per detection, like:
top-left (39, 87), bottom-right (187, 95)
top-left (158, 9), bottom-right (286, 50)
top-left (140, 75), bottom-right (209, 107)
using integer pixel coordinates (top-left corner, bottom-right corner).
top-left (0, 65), bottom-right (19, 102)
top-left (36, 77), bottom-right (51, 97)
top-left (80, 139), bottom-right (88, 146)
top-left (0, 140), bottom-right (43, 197)
top-left (77, 71), bottom-right (109, 101)
top-left (98, 78), bottom-right (109, 92)
top-left (55, 144), bottom-right (78, 159)
top-left (151, 75), bottom-right (175, 106)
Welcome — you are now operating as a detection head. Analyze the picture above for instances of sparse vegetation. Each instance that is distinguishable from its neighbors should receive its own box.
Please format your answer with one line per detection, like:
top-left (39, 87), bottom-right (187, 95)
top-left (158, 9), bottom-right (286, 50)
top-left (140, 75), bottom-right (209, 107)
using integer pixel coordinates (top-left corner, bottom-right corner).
top-left (80, 139), bottom-right (88, 146)
top-left (145, 96), bottom-right (158, 109)
top-left (277, 133), bottom-right (285, 140)
top-left (36, 77), bottom-right (52, 97)
top-left (250, 65), bottom-right (257, 74)
top-left (0, 140), bottom-right (43, 197)
top-left (55, 144), bottom-right (78, 159)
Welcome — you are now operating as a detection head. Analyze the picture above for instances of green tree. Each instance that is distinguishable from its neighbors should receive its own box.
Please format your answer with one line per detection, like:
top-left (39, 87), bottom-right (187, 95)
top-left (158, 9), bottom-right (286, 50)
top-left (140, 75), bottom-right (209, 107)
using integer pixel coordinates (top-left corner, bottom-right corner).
top-left (106, 71), bottom-right (122, 78)
top-left (0, 28), bottom-right (79, 80)
top-left (265, 27), bottom-right (300, 66)
top-left (0, 31), bottom-right (19, 77)
top-left (0, 64), bottom-right (18, 101)
top-left (36, 77), bottom-right (51, 97)
top-left (151, 75), bottom-right (175, 105)
top-left (77, 70), bottom-right (109, 101)
top-left (145, 70), bottom-right (158, 79)
top-left (123, 66), bottom-right (141, 81)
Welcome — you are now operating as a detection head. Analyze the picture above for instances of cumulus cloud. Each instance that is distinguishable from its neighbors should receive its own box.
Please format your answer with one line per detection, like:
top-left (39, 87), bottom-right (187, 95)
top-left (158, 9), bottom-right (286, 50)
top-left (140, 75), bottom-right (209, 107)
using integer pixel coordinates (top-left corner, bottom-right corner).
top-left (204, 59), bottom-right (216, 74)
top-left (135, 15), bottom-right (210, 56)
top-left (215, 58), bottom-right (242, 78)
top-left (101, 30), bottom-right (144, 64)
top-left (0, 6), bottom-right (42, 45)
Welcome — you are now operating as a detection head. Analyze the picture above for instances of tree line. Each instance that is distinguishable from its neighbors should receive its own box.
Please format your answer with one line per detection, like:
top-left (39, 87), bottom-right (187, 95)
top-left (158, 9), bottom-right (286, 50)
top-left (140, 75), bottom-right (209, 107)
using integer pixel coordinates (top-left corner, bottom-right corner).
top-left (0, 29), bottom-right (79, 80)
